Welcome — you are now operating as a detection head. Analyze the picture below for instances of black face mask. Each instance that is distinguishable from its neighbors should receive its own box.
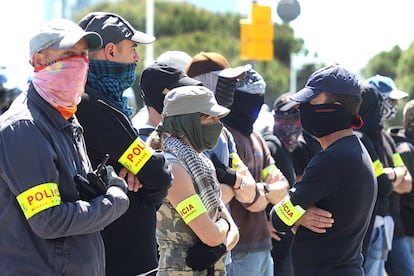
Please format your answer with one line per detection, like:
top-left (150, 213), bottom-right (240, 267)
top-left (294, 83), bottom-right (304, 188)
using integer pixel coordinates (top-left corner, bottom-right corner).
top-left (299, 103), bottom-right (354, 138)
top-left (221, 91), bottom-right (264, 136)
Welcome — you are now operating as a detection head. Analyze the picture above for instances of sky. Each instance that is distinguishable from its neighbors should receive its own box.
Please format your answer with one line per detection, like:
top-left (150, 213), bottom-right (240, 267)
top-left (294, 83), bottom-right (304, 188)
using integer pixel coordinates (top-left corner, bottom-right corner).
top-left (0, 0), bottom-right (45, 88)
top-left (1, 0), bottom-right (414, 88)
top-left (189, 0), bottom-right (414, 74)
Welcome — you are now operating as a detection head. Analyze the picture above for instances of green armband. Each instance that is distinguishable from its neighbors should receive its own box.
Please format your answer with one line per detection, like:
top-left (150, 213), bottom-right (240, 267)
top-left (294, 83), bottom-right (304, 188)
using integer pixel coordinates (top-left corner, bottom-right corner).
top-left (175, 194), bottom-right (207, 224)
top-left (274, 194), bottom-right (305, 226)
top-left (229, 152), bottom-right (247, 171)
top-left (372, 159), bottom-right (385, 177)
top-left (393, 153), bottom-right (404, 167)
top-left (261, 164), bottom-right (278, 181)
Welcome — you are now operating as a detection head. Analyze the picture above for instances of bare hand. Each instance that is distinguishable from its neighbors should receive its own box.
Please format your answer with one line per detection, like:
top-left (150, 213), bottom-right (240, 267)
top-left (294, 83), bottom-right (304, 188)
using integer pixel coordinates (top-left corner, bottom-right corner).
top-left (119, 167), bottom-right (142, 192)
top-left (263, 168), bottom-right (285, 184)
top-left (296, 206), bottom-right (334, 234)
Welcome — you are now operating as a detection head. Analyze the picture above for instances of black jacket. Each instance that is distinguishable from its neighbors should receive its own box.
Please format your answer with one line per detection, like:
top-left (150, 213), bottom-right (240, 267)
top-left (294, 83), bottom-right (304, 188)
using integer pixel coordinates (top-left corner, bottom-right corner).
top-left (76, 86), bottom-right (171, 276)
top-left (356, 87), bottom-right (404, 244)
top-left (388, 126), bottom-right (414, 237)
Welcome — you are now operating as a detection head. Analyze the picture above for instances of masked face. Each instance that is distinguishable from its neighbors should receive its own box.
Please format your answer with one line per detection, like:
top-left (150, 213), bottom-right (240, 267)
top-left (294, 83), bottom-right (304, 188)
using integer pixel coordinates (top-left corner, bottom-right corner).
top-left (273, 113), bottom-right (302, 152)
top-left (32, 55), bottom-right (89, 118)
top-left (381, 97), bottom-right (398, 121)
top-left (200, 122), bottom-right (224, 151)
top-left (159, 113), bottom-right (224, 153)
top-left (299, 102), bottom-right (353, 138)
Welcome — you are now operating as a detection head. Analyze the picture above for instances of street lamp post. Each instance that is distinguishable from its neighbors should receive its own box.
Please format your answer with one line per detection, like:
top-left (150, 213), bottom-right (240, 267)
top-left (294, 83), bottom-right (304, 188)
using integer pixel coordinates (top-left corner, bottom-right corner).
top-left (145, 0), bottom-right (154, 67)
top-left (290, 53), bottom-right (320, 93)
top-left (276, 0), bottom-right (301, 92)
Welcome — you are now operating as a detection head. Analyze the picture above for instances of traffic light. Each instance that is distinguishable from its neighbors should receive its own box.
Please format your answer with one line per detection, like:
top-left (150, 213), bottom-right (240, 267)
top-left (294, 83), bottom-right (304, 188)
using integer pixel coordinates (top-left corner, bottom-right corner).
top-left (240, 3), bottom-right (274, 61)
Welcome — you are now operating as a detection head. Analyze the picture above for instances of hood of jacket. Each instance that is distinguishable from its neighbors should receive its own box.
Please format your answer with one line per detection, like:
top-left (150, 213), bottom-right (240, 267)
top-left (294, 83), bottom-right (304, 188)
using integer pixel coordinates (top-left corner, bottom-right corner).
top-left (359, 87), bottom-right (384, 134)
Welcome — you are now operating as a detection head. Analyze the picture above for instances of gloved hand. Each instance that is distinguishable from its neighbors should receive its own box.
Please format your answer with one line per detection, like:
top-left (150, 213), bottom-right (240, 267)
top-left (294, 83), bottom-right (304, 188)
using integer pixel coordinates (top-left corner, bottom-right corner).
top-left (186, 241), bottom-right (227, 271)
top-left (74, 165), bottom-right (127, 200)
top-left (74, 158), bottom-right (108, 200)
top-left (211, 154), bottom-right (236, 187)
top-left (137, 150), bottom-right (172, 202)
top-left (100, 165), bottom-right (128, 193)
top-left (74, 173), bottom-right (106, 200)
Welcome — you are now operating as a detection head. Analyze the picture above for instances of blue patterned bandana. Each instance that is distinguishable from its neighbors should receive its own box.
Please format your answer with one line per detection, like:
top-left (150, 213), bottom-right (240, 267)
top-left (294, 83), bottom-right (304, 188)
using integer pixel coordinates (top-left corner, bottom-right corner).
top-left (87, 59), bottom-right (137, 116)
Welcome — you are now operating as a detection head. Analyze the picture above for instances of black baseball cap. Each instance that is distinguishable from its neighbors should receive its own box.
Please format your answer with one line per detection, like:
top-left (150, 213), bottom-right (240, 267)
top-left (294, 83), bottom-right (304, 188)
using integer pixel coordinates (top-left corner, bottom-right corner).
top-left (274, 92), bottom-right (299, 113)
top-left (291, 64), bottom-right (361, 103)
top-left (140, 62), bottom-right (202, 114)
top-left (78, 12), bottom-right (155, 47)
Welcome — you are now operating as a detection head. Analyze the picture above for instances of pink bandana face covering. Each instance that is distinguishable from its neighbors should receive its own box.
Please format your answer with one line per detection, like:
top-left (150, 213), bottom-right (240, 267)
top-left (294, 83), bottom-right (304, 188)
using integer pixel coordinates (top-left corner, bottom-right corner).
top-left (32, 56), bottom-right (89, 118)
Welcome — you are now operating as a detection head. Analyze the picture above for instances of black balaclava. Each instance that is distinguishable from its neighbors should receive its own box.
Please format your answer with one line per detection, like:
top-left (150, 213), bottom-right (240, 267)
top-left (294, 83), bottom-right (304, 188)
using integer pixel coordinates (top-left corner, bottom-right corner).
top-left (221, 68), bottom-right (265, 136)
top-left (222, 91), bottom-right (264, 136)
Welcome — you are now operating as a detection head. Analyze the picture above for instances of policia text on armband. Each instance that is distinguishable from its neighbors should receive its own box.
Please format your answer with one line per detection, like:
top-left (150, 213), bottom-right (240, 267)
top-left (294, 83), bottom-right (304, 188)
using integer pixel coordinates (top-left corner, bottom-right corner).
top-left (118, 137), bottom-right (153, 174)
top-left (16, 183), bottom-right (61, 219)
top-left (175, 194), bottom-right (207, 224)
top-left (271, 194), bottom-right (305, 227)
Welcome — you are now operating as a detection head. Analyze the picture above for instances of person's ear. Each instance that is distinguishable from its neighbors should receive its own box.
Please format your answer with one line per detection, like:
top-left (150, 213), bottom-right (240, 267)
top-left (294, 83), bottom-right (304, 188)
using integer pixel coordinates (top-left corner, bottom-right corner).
top-left (104, 43), bottom-right (116, 60)
top-left (32, 52), bottom-right (44, 67)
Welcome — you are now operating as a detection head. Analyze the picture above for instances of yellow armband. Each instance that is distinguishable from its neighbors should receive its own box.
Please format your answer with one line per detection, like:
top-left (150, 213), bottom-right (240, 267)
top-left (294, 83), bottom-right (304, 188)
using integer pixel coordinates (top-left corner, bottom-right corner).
top-left (16, 183), bottom-right (61, 219)
top-left (229, 152), bottom-right (247, 171)
top-left (118, 137), bottom-right (153, 174)
top-left (274, 194), bottom-right (305, 226)
top-left (372, 159), bottom-right (385, 177)
top-left (175, 194), bottom-right (207, 224)
top-left (262, 164), bottom-right (278, 181)
top-left (393, 153), bottom-right (404, 167)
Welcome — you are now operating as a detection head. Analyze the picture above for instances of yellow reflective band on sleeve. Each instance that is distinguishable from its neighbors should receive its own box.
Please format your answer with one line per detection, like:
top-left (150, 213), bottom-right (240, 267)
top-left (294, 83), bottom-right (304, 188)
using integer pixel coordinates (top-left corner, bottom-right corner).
top-left (118, 137), bottom-right (153, 174)
top-left (229, 152), bottom-right (247, 171)
top-left (393, 153), bottom-right (404, 167)
top-left (16, 183), bottom-right (61, 220)
top-left (175, 194), bottom-right (207, 224)
top-left (372, 159), bottom-right (385, 177)
top-left (274, 194), bottom-right (305, 226)
top-left (261, 164), bottom-right (278, 181)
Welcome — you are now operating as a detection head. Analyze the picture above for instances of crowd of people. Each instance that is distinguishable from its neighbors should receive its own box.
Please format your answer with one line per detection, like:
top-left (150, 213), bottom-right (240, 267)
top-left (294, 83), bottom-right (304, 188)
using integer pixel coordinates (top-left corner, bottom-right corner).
top-left (0, 11), bottom-right (413, 276)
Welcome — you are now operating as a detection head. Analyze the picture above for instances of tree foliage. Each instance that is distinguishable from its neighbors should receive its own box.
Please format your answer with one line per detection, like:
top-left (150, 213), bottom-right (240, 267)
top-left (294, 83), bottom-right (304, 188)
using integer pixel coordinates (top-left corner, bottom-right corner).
top-left (361, 43), bottom-right (414, 127)
top-left (361, 46), bottom-right (402, 80)
top-left (75, 0), bottom-right (414, 118)
top-left (396, 42), bottom-right (414, 99)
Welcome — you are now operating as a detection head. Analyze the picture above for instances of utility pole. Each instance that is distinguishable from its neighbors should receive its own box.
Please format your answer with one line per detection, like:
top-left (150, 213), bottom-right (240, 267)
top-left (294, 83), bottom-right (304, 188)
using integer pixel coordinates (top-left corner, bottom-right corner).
top-left (276, 0), bottom-right (301, 92)
top-left (145, 0), bottom-right (154, 67)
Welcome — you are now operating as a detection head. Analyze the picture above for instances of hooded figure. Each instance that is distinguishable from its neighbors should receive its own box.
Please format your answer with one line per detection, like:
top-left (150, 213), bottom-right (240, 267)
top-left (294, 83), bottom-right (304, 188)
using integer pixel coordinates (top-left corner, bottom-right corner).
top-left (356, 84), bottom-right (412, 275)
top-left (221, 67), bottom-right (266, 136)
